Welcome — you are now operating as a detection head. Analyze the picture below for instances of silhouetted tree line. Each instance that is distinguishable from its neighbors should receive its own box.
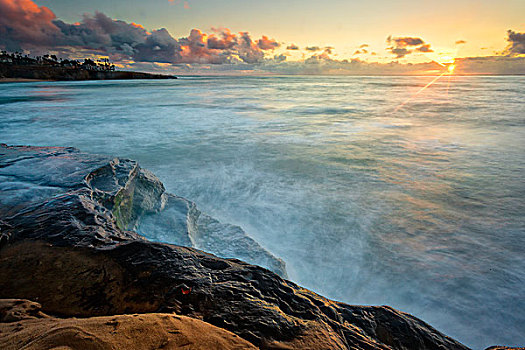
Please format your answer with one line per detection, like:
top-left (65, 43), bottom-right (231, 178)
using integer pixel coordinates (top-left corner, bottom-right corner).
top-left (0, 51), bottom-right (115, 71)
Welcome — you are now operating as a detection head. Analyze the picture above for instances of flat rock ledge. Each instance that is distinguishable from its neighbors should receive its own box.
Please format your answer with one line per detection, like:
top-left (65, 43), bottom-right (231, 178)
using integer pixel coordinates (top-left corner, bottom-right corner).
top-left (0, 144), bottom-right (478, 349)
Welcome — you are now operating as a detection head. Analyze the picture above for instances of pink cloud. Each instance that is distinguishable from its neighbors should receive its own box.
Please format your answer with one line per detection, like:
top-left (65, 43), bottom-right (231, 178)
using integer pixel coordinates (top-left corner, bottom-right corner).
top-left (0, 0), bottom-right (60, 49)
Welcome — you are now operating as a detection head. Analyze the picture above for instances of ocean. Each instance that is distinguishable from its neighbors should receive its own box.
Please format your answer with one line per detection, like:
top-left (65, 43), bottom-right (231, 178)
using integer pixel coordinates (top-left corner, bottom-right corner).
top-left (1, 75), bottom-right (523, 348)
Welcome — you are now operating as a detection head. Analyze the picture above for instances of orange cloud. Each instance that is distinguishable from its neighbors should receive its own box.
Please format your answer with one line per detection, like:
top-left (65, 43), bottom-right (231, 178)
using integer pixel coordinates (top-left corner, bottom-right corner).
top-left (416, 44), bottom-right (433, 53)
top-left (175, 29), bottom-right (280, 64)
top-left (256, 36), bottom-right (280, 50)
top-left (208, 29), bottom-right (236, 50)
top-left (131, 22), bottom-right (145, 30)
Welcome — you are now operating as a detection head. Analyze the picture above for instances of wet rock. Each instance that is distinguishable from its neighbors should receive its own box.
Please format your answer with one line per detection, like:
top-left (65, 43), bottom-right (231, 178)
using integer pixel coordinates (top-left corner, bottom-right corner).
top-left (0, 144), bottom-right (286, 275)
top-left (0, 144), bottom-right (470, 349)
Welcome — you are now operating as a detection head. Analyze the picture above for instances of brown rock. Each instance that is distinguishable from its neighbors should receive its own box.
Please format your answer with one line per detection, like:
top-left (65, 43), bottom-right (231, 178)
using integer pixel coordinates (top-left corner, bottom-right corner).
top-left (0, 299), bottom-right (255, 350)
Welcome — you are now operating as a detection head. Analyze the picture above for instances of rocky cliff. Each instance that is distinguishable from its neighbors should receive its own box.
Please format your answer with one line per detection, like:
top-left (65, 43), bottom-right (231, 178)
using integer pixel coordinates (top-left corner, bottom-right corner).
top-left (0, 144), bottom-right (473, 349)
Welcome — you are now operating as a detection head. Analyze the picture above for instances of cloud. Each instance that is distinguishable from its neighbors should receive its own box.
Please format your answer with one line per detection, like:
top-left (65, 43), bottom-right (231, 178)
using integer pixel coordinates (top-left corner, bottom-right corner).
top-left (256, 36), bottom-right (280, 50)
top-left (273, 54), bottom-right (287, 62)
top-left (286, 44), bottom-right (299, 50)
top-left (124, 54), bottom-right (525, 76)
top-left (0, 0), bottom-right (281, 65)
top-left (389, 47), bottom-right (410, 58)
top-left (456, 40), bottom-right (466, 45)
top-left (0, 0), bottom-right (60, 50)
top-left (264, 55), bottom-right (523, 76)
top-left (176, 28), bottom-right (272, 64)
top-left (133, 28), bottom-right (181, 63)
top-left (353, 48), bottom-right (368, 55)
top-left (305, 52), bottom-right (333, 63)
top-left (207, 28), bottom-right (236, 50)
top-left (506, 30), bottom-right (525, 55)
top-left (52, 12), bottom-right (152, 60)
top-left (386, 35), bottom-right (433, 58)
top-left (235, 32), bottom-right (265, 63)
top-left (261, 54), bottom-right (445, 75)
top-left (305, 46), bottom-right (321, 51)
top-left (392, 37), bottom-right (424, 46)
top-left (416, 44), bottom-right (433, 53)
top-left (454, 56), bottom-right (525, 75)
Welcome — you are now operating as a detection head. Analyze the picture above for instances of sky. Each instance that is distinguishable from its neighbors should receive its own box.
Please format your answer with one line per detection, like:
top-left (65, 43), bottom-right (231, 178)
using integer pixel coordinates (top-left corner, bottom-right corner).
top-left (1, 0), bottom-right (524, 74)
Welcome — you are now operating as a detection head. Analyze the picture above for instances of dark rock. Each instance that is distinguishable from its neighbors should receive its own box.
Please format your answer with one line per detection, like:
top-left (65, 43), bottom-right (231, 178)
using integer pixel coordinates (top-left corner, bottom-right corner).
top-left (0, 144), bottom-right (286, 275)
top-left (0, 144), bottom-right (471, 349)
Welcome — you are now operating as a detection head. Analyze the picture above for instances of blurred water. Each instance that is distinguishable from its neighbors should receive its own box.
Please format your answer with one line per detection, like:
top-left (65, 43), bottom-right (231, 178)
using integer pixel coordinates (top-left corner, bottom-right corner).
top-left (1, 76), bottom-right (524, 348)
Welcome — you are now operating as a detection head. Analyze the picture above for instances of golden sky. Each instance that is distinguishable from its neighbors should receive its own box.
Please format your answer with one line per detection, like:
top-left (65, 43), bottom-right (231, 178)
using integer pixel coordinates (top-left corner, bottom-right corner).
top-left (2, 0), bottom-right (524, 74)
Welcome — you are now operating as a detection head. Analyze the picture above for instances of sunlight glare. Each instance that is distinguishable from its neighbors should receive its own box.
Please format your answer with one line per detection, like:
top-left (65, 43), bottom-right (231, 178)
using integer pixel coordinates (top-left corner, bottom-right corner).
top-left (440, 56), bottom-right (455, 64)
top-left (393, 72), bottom-right (447, 113)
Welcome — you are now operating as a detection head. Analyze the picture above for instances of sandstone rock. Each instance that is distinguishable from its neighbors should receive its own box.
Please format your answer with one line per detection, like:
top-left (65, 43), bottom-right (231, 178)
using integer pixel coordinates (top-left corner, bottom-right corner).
top-left (0, 299), bottom-right (48, 322)
top-left (0, 299), bottom-right (255, 350)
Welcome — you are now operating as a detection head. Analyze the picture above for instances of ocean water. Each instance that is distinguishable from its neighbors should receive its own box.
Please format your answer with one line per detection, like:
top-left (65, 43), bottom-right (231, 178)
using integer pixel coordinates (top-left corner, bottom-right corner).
top-left (1, 76), bottom-right (524, 349)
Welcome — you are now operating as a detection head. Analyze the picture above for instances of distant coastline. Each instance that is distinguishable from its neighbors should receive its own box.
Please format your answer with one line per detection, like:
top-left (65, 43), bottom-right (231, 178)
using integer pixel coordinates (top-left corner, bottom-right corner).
top-left (0, 63), bottom-right (176, 81)
top-left (0, 63), bottom-right (177, 82)
top-left (0, 52), bottom-right (176, 81)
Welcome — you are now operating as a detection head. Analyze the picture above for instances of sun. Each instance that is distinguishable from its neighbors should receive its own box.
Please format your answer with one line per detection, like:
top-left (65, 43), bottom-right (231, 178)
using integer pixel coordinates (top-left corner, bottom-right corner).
top-left (447, 64), bottom-right (456, 74)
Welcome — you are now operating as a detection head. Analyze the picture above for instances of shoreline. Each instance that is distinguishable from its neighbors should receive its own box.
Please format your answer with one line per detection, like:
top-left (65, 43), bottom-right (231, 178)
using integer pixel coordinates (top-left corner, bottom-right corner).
top-left (0, 78), bottom-right (45, 83)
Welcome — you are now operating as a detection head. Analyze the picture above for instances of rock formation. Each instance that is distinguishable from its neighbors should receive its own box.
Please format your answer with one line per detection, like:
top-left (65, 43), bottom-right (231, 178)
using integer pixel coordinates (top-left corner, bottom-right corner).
top-left (0, 144), bottom-right (473, 349)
